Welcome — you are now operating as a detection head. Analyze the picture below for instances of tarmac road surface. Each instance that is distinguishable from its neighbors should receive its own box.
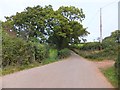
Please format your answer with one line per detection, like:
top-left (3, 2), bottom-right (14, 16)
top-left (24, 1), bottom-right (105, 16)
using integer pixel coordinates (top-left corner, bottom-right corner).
top-left (1, 52), bottom-right (113, 88)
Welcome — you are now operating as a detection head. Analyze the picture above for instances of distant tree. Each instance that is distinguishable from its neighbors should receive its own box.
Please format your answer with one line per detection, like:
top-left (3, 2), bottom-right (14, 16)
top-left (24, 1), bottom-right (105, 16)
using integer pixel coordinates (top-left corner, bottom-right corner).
top-left (111, 30), bottom-right (120, 43)
top-left (102, 30), bottom-right (120, 49)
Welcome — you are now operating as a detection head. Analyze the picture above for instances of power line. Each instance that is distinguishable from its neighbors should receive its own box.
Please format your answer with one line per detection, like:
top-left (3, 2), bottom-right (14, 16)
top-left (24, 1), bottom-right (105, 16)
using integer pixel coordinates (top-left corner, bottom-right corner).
top-left (85, 1), bottom-right (118, 42)
top-left (86, 0), bottom-right (118, 28)
top-left (101, 0), bottom-right (119, 9)
top-left (87, 0), bottom-right (118, 26)
top-left (100, 0), bottom-right (118, 43)
top-left (86, 9), bottom-right (100, 28)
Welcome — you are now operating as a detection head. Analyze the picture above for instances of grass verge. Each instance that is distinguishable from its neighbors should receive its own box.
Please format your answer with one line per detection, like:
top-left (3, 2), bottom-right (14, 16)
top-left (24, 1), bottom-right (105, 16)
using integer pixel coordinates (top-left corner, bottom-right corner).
top-left (1, 62), bottom-right (41, 75)
top-left (101, 66), bottom-right (118, 87)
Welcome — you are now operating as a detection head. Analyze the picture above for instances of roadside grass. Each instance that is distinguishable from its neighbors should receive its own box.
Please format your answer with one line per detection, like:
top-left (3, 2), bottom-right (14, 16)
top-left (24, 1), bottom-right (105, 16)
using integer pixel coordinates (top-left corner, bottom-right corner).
top-left (1, 62), bottom-right (40, 75)
top-left (101, 66), bottom-right (118, 87)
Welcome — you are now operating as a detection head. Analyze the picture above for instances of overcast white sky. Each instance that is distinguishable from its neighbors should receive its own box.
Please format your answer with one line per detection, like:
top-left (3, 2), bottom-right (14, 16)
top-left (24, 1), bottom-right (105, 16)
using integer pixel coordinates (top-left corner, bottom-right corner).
top-left (0, 0), bottom-right (119, 42)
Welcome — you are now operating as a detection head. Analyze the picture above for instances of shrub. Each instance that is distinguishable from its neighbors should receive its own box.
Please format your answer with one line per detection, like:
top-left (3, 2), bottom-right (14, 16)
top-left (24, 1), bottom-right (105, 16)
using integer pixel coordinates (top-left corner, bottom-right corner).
top-left (58, 48), bottom-right (71, 59)
top-left (80, 42), bottom-right (101, 50)
top-left (33, 43), bottom-right (49, 63)
top-left (2, 33), bottom-right (34, 67)
top-left (49, 49), bottom-right (58, 60)
top-left (2, 32), bottom-right (49, 68)
top-left (42, 49), bottom-right (58, 64)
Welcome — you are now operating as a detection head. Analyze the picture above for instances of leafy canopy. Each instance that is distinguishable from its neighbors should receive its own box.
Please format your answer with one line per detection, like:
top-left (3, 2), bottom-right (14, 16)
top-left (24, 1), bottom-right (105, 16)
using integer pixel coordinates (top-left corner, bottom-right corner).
top-left (3, 5), bottom-right (89, 49)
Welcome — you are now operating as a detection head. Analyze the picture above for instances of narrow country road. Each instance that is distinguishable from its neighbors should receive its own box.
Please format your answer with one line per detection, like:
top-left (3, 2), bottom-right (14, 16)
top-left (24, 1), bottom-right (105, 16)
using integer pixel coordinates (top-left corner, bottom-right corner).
top-left (1, 52), bottom-right (113, 88)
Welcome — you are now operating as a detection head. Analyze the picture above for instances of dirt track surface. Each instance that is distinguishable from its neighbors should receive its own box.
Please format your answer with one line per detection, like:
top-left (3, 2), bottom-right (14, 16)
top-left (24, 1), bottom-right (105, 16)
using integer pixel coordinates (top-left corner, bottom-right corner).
top-left (94, 60), bottom-right (115, 69)
top-left (1, 52), bottom-right (113, 88)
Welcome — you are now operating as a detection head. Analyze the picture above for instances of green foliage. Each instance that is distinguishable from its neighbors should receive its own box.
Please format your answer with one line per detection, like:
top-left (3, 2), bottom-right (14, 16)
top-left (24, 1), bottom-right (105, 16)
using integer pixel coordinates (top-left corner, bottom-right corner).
top-left (73, 48), bottom-right (117, 61)
top-left (33, 43), bottom-right (49, 63)
top-left (111, 30), bottom-right (120, 39)
top-left (2, 23), bottom-right (72, 75)
top-left (102, 30), bottom-right (120, 80)
top-left (102, 37), bottom-right (116, 50)
top-left (101, 67), bottom-right (118, 87)
top-left (3, 33), bottom-right (32, 67)
top-left (2, 5), bottom-right (89, 75)
top-left (84, 49), bottom-right (117, 61)
top-left (80, 42), bottom-right (101, 50)
top-left (102, 30), bottom-right (119, 50)
top-left (49, 49), bottom-right (58, 60)
top-left (71, 42), bottom-right (101, 51)
top-left (72, 30), bottom-right (119, 61)
top-left (42, 49), bottom-right (58, 64)
top-left (4, 5), bottom-right (53, 42)
top-left (70, 43), bottom-right (84, 49)
top-left (4, 5), bottom-right (89, 49)
top-left (2, 62), bottom-right (40, 75)
top-left (58, 48), bottom-right (71, 59)
top-left (115, 44), bottom-right (120, 87)
top-left (58, 6), bottom-right (85, 22)
top-left (2, 31), bottom-right (49, 68)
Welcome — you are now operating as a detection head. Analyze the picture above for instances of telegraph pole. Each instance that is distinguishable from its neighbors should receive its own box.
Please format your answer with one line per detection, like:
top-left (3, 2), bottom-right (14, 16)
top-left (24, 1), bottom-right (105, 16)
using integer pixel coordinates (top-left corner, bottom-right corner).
top-left (100, 8), bottom-right (102, 43)
top-left (99, 8), bottom-right (102, 50)
top-left (118, 1), bottom-right (120, 89)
